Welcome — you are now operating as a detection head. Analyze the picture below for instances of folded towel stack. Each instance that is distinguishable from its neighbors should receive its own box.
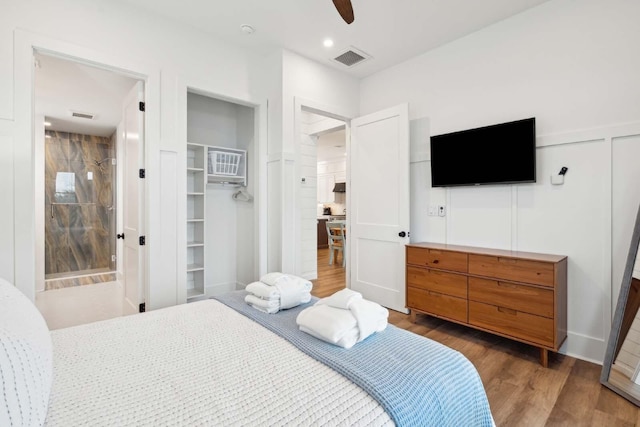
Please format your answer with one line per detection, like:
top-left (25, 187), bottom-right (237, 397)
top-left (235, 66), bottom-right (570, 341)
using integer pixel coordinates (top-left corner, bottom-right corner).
top-left (296, 289), bottom-right (388, 349)
top-left (244, 272), bottom-right (313, 314)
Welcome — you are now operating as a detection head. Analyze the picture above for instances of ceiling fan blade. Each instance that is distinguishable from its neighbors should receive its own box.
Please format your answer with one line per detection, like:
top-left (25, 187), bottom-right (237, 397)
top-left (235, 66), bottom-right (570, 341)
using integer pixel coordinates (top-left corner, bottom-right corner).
top-left (332, 0), bottom-right (354, 24)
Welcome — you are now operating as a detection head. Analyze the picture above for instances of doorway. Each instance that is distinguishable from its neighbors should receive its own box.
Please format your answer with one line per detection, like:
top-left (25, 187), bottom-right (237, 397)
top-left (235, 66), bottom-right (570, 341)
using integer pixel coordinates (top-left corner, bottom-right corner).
top-left (34, 52), bottom-right (144, 325)
top-left (298, 108), bottom-right (348, 297)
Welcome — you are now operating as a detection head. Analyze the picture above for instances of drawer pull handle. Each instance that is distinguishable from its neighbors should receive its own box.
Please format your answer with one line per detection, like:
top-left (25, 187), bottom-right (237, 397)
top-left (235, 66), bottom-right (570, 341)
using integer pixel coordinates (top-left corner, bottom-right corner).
top-left (497, 307), bottom-right (517, 315)
top-left (432, 259), bottom-right (439, 264)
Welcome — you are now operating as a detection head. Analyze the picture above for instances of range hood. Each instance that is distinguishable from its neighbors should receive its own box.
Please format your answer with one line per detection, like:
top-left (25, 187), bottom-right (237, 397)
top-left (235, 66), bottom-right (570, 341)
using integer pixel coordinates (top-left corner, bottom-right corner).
top-left (332, 182), bottom-right (346, 193)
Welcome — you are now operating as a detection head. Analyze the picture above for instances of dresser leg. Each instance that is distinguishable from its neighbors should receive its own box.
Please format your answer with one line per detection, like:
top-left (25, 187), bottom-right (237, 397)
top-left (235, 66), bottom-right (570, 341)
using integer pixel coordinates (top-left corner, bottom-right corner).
top-left (540, 348), bottom-right (549, 368)
top-left (410, 310), bottom-right (416, 323)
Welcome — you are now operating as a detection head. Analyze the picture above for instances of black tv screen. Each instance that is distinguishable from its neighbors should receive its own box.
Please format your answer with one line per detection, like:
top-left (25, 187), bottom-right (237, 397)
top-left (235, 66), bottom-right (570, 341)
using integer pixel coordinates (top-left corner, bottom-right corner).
top-left (430, 117), bottom-right (536, 187)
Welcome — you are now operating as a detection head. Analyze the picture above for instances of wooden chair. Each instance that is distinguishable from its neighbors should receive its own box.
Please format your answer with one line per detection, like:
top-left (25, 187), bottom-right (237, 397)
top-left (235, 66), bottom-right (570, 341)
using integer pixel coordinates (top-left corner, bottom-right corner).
top-left (326, 221), bottom-right (346, 267)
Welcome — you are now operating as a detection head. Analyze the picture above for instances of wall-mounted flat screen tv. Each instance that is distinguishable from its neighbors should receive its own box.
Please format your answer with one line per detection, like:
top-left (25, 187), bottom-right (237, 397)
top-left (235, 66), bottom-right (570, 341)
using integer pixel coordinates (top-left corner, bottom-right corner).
top-left (430, 117), bottom-right (536, 187)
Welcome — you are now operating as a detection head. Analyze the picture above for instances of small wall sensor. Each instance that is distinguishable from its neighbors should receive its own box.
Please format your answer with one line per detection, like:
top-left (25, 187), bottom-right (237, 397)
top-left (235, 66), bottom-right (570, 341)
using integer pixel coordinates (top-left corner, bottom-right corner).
top-left (551, 166), bottom-right (568, 185)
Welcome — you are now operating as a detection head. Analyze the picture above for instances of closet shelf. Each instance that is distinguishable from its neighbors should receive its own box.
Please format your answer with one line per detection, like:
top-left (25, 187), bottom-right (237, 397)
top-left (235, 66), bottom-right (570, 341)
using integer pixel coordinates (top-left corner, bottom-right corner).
top-left (187, 288), bottom-right (205, 299)
top-left (186, 264), bottom-right (204, 272)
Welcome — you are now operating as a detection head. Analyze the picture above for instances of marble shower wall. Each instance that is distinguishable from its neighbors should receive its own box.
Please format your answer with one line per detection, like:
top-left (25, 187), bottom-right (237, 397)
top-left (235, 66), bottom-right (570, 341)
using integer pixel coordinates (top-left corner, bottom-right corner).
top-left (45, 130), bottom-right (115, 276)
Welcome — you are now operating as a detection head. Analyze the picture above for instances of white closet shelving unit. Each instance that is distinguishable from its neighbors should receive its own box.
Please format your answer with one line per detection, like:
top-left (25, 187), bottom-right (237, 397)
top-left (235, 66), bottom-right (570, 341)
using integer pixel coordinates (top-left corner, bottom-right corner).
top-left (186, 143), bottom-right (207, 299)
top-left (185, 91), bottom-right (256, 303)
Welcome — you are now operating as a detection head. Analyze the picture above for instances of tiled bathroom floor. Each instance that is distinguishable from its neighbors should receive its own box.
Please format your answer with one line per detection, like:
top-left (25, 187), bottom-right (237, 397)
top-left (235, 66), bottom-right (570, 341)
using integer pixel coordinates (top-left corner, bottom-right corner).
top-left (35, 281), bottom-right (125, 330)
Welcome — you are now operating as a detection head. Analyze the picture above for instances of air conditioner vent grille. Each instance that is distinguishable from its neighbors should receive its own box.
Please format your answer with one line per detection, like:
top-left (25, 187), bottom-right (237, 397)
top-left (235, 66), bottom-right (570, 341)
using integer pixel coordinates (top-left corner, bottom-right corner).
top-left (71, 111), bottom-right (95, 120)
top-left (333, 48), bottom-right (369, 67)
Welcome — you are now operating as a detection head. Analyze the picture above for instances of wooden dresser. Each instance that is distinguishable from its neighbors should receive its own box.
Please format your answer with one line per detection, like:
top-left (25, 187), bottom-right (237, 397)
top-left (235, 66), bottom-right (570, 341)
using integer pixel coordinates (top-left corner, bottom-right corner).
top-left (406, 242), bottom-right (567, 367)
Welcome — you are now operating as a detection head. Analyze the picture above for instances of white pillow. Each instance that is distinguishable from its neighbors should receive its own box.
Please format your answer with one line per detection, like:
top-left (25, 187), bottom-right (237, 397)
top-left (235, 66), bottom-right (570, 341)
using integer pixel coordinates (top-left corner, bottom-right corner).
top-left (0, 278), bottom-right (52, 427)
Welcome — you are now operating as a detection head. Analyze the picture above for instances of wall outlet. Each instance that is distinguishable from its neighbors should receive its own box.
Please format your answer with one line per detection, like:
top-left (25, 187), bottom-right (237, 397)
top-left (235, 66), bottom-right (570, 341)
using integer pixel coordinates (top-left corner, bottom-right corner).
top-left (438, 205), bottom-right (446, 217)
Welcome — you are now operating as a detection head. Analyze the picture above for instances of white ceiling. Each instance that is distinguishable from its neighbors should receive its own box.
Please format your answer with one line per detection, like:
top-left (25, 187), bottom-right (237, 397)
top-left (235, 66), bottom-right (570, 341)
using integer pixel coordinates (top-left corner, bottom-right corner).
top-left (116, 0), bottom-right (550, 78)
top-left (34, 53), bottom-right (139, 137)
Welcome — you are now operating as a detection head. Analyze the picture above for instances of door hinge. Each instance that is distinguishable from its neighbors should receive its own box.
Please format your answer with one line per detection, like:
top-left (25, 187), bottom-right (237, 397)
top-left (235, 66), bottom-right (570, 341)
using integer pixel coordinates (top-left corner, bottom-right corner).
top-left (139, 236), bottom-right (146, 246)
top-left (139, 168), bottom-right (145, 178)
top-left (139, 303), bottom-right (146, 313)
top-left (139, 101), bottom-right (145, 112)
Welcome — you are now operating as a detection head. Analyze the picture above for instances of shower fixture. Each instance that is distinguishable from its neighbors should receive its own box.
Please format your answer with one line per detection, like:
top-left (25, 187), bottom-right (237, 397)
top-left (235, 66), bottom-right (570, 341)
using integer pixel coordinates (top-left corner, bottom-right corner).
top-left (94, 157), bottom-right (115, 166)
top-left (94, 158), bottom-right (115, 174)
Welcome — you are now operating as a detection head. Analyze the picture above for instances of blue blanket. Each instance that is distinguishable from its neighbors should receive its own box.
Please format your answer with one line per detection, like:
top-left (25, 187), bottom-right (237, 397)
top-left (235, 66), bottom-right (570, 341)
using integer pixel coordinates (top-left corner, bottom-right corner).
top-left (213, 291), bottom-right (494, 427)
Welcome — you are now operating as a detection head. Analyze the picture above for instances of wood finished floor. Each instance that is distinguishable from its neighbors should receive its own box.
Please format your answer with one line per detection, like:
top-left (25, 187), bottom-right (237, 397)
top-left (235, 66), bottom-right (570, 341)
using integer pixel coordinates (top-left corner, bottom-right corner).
top-left (311, 248), bottom-right (640, 426)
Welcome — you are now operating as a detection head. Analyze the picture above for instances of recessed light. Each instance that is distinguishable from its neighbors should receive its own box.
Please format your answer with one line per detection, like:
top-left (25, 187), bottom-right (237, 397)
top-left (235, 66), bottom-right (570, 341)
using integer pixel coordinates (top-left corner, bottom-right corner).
top-left (240, 24), bottom-right (255, 35)
top-left (44, 121), bottom-right (51, 127)
top-left (323, 39), bottom-right (334, 48)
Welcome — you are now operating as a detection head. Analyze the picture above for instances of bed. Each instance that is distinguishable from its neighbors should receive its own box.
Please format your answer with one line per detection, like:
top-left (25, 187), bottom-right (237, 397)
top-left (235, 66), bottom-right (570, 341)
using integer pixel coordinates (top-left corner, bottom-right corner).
top-left (0, 279), bottom-right (494, 426)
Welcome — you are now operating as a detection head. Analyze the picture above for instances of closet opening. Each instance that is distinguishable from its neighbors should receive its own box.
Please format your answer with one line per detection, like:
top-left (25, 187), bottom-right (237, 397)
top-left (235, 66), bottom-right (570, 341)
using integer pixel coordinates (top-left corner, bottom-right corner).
top-left (185, 90), bottom-right (258, 302)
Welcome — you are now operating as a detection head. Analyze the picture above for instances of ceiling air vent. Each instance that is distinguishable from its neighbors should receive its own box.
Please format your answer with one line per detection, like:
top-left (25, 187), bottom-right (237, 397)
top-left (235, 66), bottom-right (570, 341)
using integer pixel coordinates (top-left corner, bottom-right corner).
top-left (70, 111), bottom-right (95, 120)
top-left (332, 47), bottom-right (371, 67)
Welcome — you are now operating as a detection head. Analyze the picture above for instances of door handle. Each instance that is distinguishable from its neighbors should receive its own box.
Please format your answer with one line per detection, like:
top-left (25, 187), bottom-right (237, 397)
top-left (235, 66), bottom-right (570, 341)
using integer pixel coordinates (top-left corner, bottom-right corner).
top-left (117, 233), bottom-right (125, 240)
top-left (398, 231), bottom-right (407, 238)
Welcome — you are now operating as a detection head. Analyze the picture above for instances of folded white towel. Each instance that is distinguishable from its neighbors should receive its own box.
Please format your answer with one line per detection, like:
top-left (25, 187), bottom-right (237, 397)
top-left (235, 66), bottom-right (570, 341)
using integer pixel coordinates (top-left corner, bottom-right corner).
top-left (260, 272), bottom-right (312, 291)
top-left (276, 276), bottom-right (313, 309)
top-left (296, 304), bottom-right (358, 347)
top-left (316, 288), bottom-right (362, 310)
top-left (260, 272), bottom-right (288, 287)
top-left (245, 281), bottom-right (280, 300)
top-left (245, 294), bottom-right (280, 310)
top-left (250, 304), bottom-right (280, 314)
top-left (350, 299), bottom-right (389, 342)
top-left (299, 325), bottom-right (359, 349)
top-left (296, 290), bottom-right (388, 348)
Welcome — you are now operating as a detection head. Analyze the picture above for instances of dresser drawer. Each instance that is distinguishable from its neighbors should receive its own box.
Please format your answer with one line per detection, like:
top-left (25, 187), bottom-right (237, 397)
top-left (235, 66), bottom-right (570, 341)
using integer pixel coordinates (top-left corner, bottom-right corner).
top-left (468, 254), bottom-right (554, 287)
top-left (407, 247), bottom-right (468, 273)
top-left (469, 301), bottom-right (554, 347)
top-left (469, 277), bottom-right (553, 318)
top-left (407, 266), bottom-right (467, 298)
top-left (408, 287), bottom-right (467, 323)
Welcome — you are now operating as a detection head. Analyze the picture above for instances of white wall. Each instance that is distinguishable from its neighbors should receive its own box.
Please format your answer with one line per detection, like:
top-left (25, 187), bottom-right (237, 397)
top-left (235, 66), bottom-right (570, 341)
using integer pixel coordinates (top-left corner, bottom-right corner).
top-left (0, 119), bottom-right (14, 284)
top-left (281, 51), bottom-right (360, 276)
top-left (2, 0), bottom-right (260, 307)
top-left (298, 133), bottom-right (318, 280)
top-left (359, 0), bottom-right (640, 363)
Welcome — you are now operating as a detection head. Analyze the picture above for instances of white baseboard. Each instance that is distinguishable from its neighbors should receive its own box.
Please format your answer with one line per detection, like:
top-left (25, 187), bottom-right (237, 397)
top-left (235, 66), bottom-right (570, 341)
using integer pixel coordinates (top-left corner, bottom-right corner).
top-left (300, 271), bottom-right (317, 281)
top-left (205, 282), bottom-right (237, 297)
top-left (561, 331), bottom-right (606, 365)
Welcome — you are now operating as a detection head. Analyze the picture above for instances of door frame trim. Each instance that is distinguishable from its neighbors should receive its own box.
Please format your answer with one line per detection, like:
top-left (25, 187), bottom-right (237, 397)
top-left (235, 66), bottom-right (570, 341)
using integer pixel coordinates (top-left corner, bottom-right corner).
top-left (293, 96), bottom-right (354, 285)
top-left (14, 29), bottom-right (159, 304)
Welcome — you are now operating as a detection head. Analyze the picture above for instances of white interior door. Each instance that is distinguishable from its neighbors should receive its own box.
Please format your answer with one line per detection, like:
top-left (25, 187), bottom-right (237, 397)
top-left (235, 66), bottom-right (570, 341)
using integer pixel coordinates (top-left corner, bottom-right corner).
top-left (349, 104), bottom-right (410, 313)
top-left (123, 81), bottom-right (145, 315)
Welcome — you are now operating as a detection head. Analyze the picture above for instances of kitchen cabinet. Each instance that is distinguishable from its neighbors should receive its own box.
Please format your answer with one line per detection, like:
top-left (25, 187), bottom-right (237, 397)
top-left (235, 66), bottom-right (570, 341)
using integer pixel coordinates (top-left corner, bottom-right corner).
top-left (317, 174), bottom-right (335, 204)
top-left (317, 159), bottom-right (346, 203)
top-left (317, 219), bottom-right (328, 248)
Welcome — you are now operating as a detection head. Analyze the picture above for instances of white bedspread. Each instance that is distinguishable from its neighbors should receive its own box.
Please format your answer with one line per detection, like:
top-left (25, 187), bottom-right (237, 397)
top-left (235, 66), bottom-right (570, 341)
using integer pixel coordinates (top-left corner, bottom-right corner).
top-left (45, 300), bottom-right (393, 426)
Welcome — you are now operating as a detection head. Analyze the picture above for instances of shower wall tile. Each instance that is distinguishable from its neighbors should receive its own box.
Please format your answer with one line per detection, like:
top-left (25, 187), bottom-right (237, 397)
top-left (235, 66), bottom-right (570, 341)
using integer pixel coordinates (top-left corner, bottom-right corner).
top-left (44, 272), bottom-right (117, 290)
top-left (70, 160), bottom-right (95, 203)
top-left (45, 131), bottom-right (69, 160)
top-left (45, 131), bottom-right (115, 275)
top-left (45, 206), bottom-right (70, 275)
